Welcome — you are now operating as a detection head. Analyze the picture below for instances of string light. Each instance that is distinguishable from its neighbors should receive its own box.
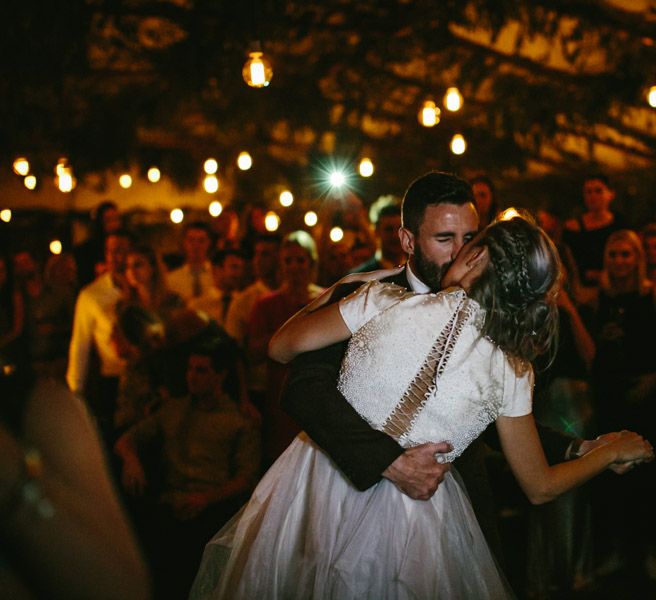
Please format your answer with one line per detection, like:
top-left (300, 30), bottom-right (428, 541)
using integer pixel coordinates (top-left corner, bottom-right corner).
top-left (55, 159), bottom-right (69, 177)
top-left (648, 85), bottom-right (656, 108)
top-left (450, 134), bottom-right (466, 155)
top-left (170, 208), bottom-right (184, 223)
top-left (444, 87), bottom-right (463, 112)
top-left (209, 201), bottom-right (223, 217)
top-left (119, 174), bottom-right (133, 189)
top-left (147, 167), bottom-right (161, 183)
top-left (329, 170), bottom-right (346, 188)
top-left (329, 226), bottom-right (344, 242)
top-left (57, 170), bottom-right (75, 193)
top-left (0, 209), bottom-right (11, 223)
top-left (49, 240), bottom-right (63, 255)
top-left (24, 175), bottom-right (37, 190)
top-left (359, 158), bottom-right (374, 177)
top-left (237, 151), bottom-right (253, 170)
top-left (13, 158), bottom-right (30, 176)
top-left (203, 175), bottom-right (219, 193)
top-left (204, 158), bottom-right (218, 174)
top-left (279, 190), bottom-right (294, 207)
top-left (304, 211), bottom-right (318, 227)
top-left (419, 100), bottom-right (440, 127)
top-left (242, 43), bottom-right (273, 88)
top-left (264, 211), bottom-right (280, 232)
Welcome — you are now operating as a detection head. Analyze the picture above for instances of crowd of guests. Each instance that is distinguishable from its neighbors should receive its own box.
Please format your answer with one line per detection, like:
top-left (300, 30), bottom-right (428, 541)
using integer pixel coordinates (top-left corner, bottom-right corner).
top-left (1, 172), bottom-right (655, 598)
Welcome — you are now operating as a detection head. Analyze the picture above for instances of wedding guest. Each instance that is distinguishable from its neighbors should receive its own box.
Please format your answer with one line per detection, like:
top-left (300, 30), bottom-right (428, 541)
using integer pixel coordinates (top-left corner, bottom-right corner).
top-left (0, 251), bottom-right (25, 367)
top-left (167, 221), bottom-right (214, 303)
top-left (640, 223), bottom-right (656, 283)
top-left (352, 196), bottom-right (404, 272)
top-left (470, 174), bottom-right (500, 228)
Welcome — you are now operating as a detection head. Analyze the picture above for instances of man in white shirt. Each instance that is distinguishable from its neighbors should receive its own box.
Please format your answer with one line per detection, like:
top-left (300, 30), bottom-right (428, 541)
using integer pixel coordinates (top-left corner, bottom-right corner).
top-left (67, 229), bottom-right (131, 446)
top-left (167, 221), bottom-right (214, 303)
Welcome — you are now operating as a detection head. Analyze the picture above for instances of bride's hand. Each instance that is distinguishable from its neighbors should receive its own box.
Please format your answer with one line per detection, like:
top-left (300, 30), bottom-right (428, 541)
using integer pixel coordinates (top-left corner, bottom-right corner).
top-left (608, 430), bottom-right (654, 465)
top-left (340, 265), bottom-right (404, 285)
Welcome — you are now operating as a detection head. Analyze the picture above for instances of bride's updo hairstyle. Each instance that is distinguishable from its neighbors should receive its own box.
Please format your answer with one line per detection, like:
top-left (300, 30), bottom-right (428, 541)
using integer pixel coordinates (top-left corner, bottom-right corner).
top-left (468, 213), bottom-right (561, 363)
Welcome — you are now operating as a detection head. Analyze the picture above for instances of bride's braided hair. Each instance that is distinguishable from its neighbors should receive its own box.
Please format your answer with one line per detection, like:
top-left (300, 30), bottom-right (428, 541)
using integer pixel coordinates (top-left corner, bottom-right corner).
top-left (468, 214), bottom-right (561, 363)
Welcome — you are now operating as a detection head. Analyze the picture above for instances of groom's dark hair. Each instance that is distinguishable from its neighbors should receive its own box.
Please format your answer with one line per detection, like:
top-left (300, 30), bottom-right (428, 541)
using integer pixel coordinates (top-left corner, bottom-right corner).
top-left (401, 171), bottom-right (474, 234)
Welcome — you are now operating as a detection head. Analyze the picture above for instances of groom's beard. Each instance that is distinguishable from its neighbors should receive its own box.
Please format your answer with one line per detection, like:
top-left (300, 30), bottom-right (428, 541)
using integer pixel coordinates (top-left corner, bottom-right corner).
top-left (414, 245), bottom-right (451, 293)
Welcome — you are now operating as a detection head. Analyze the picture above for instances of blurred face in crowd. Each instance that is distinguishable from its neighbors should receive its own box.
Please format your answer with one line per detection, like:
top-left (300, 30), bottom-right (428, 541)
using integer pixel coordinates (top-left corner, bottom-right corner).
top-left (186, 354), bottom-right (224, 397)
top-left (253, 240), bottom-right (280, 281)
top-left (280, 243), bottom-right (313, 289)
top-left (377, 214), bottom-right (402, 260)
top-left (13, 251), bottom-right (38, 281)
top-left (400, 202), bottom-right (479, 291)
top-left (105, 234), bottom-right (130, 275)
top-left (472, 181), bottom-right (494, 221)
top-left (102, 207), bottom-right (122, 235)
top-left (126, 252), bottom-right (154, 289)
top-left (213, 254), bottom-right (245, 292)
top-left (183, 227), bottom-right (212, 265)
top-left (583, 178), bottom-right (614, 214)
top-left (606, 239), bottom-right (639, 283)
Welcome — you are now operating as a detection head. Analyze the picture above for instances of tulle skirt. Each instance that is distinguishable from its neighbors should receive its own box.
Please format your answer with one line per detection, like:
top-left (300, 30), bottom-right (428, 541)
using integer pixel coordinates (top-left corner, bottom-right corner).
top-left (189, 433), bottom-right (513, 599)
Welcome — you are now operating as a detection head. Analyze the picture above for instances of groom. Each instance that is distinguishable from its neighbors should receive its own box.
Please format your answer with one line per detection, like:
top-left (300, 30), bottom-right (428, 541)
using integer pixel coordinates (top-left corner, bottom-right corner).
top-left (280, 171), bottom-right (618, 561)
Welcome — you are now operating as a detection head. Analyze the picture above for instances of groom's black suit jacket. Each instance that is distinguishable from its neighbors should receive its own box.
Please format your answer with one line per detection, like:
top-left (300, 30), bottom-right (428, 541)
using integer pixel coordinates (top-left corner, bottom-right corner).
top-left (280, 269), bottom-right (572, 561)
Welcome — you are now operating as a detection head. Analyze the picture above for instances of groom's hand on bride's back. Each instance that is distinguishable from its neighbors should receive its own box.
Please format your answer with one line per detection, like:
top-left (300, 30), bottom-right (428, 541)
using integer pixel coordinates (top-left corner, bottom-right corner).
top-left (382, 442), bottom-right (452, 500)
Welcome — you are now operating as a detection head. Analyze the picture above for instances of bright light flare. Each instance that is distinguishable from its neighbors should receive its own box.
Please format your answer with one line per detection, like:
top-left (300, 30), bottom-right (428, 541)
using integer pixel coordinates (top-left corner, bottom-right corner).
top-left (329, 171), bottom-right (346, 188)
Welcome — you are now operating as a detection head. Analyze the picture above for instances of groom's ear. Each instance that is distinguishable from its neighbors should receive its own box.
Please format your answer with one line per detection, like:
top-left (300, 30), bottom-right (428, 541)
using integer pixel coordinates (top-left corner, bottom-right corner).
top-left (399, 227), bottom-right (415, 255)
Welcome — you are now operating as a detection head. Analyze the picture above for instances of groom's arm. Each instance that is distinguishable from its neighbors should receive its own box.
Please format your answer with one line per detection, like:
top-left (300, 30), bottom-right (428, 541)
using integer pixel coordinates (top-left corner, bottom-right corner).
top-left (280, 283), bottom-right (450, 496)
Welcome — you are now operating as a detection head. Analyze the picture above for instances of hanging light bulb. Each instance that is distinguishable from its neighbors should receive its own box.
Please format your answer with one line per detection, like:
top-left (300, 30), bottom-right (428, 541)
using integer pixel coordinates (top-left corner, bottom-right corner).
top-left (450, 134), bottom-right (467, 155)
top-left (648, 85), bottom-right (656, 108)
top-left (209, 201), bottom-right (223, 217)
top-left (304, 211), bottom-right (318, 227)
top-left (359, 158), bottom-right (374, 177)
top-left (204, 158), bottom-right (218, 174)
top-left (0, 209), bottom-right (12, 223)
top-left (444, 87), bottom-right (463, 112)
top-left (170, 208), bottom-right (184, 223)
top-left (57, 170), bottom-right (75, 193)
top-left (203, 175), bottom-right (219, 193)
top-left (264, 211), bottom-right (280, 232)
top-left (279, 190), bottom-right (294, 207)
top-left (419, 100), bottom-right (440, 127)
top-left (13, 157), bottom-right (30, 176)
top-left (147, 167), bottom-right (161, 183)
top-left (329, 226), bottom-right (344, 243)
top-left (242, 42), bottom-right (273, 88)
top-left (49, 240), bottom-right (63, 255)
top-left (24, 175), bottom-right (37, 190)
top-left (119, 173), bottom-right (133, 189)
top-left (237, 151), bottom-right (253, 170)
top-left (55, 158), bottom-right (69, 177)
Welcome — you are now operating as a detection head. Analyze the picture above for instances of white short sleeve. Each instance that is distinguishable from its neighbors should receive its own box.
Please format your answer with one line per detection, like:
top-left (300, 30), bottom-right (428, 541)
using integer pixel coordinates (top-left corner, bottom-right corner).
top-left (338, 281), bottom-right (408, 334)
top-left (499, 359), bottom-right (533, 417)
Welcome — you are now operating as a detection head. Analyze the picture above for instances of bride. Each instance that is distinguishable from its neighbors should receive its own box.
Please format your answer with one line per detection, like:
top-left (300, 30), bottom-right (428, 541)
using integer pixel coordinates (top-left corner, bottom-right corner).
top-left (190, 215), bottom-right (653, 599)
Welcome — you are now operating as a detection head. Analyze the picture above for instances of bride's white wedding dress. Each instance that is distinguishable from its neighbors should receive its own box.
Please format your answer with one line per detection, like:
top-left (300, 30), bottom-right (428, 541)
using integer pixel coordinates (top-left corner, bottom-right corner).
top-left (190, 282), bottom-right (532, 599)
